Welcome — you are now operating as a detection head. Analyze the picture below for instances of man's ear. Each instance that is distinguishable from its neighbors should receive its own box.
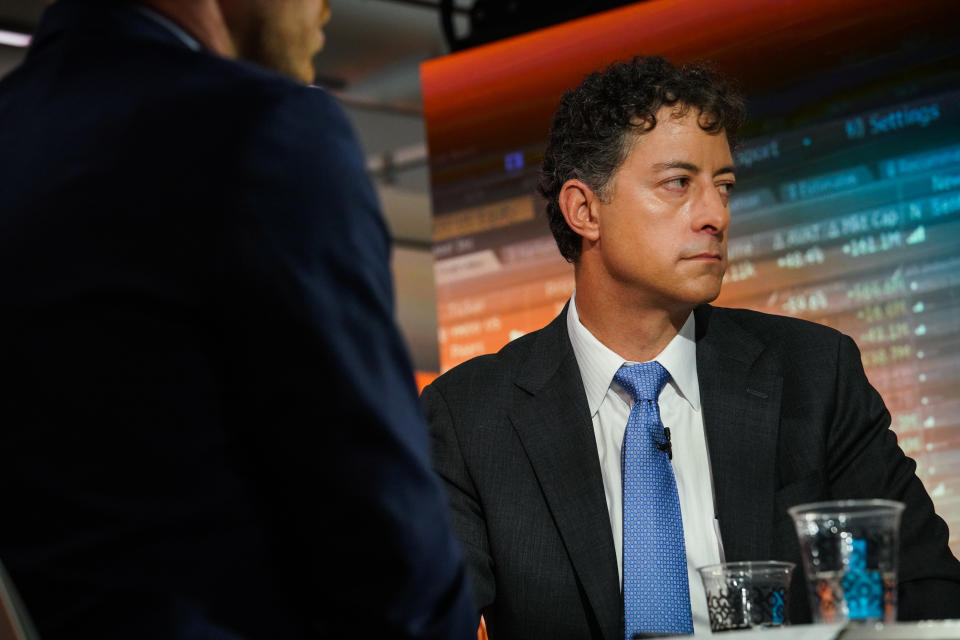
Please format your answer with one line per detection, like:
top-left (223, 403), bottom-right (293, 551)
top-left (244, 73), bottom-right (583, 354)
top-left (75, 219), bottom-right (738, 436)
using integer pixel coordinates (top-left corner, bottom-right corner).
top-left (558, 179), bottom-right (601, 243)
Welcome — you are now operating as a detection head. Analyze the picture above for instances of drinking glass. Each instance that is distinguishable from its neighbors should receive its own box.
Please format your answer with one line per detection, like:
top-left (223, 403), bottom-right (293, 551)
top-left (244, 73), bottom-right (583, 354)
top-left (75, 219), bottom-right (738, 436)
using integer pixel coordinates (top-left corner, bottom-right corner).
top-left (697, 561), bottom-right (795, 632)
top-left (789, 499), bottom-right (904, 625)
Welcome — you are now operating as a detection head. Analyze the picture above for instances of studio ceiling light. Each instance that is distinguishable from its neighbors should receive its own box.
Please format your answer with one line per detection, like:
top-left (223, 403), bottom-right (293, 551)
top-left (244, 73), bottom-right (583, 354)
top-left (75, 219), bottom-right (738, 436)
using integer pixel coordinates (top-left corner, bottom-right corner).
top-left (0, 29), bottom-right (31, 48)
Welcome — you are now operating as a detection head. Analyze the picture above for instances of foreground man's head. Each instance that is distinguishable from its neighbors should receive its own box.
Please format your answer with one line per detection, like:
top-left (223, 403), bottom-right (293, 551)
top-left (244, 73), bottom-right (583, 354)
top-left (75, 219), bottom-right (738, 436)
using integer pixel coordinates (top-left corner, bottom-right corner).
top-left (219, 0), bottom-right (331, 83)
top-left (142, 0), bottom-right (331, 83)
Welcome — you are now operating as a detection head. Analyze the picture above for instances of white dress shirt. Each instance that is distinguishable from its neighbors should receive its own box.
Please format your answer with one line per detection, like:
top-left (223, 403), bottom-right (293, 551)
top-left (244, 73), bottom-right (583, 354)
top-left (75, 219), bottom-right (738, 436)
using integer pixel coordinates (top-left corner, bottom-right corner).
top-left (567, 293), bottom-right (723, 635)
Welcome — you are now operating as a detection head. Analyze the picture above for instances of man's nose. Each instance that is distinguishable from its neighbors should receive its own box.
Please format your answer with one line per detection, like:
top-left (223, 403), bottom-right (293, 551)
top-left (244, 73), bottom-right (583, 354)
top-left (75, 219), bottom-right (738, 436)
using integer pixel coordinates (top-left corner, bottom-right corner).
top-left (694, 185), bottom-right (730, 235)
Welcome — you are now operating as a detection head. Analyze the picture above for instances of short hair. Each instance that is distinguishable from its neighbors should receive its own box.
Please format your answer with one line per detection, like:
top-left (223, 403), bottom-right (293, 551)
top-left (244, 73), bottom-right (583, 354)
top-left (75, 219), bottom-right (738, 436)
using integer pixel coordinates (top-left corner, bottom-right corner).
top-left (537, 56), bottom-right (746, 263)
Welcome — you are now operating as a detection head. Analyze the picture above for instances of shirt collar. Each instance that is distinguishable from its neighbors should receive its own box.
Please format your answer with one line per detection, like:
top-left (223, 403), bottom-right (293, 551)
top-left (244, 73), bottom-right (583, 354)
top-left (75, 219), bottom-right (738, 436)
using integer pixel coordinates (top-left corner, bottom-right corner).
top-left (136, 6), bottom-right (203, 51)
top-left (29, 2), bottom-right (204, 57)
top-left (566, 292), bottom-right (701, 415)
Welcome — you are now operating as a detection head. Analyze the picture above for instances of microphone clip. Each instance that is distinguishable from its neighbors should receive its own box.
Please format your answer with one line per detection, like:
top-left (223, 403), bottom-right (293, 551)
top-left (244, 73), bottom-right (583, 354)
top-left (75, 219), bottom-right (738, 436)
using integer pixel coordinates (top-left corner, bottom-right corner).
top-left (655, 427), bottom-right (672, 460)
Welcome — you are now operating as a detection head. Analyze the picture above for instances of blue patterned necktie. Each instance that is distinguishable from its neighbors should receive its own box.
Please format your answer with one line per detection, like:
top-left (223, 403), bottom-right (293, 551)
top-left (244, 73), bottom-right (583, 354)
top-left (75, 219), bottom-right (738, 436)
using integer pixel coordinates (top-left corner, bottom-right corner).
top-left (614, 362), bottom-right (693, 638)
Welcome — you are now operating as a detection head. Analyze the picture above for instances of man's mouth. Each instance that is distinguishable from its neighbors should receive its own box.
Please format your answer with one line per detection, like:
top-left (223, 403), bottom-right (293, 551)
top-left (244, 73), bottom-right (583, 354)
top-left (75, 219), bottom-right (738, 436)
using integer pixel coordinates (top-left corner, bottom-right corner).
top-left (683, 252), bottom-right (723, 260)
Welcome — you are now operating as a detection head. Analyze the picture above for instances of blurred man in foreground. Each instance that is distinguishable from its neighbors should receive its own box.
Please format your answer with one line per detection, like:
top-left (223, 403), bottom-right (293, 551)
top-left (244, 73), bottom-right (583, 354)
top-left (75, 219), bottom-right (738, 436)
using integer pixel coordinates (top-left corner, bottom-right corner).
top-left (0, 0), bottom-right (473, 638)
top-left (423, 57), bottom-right (960, 639)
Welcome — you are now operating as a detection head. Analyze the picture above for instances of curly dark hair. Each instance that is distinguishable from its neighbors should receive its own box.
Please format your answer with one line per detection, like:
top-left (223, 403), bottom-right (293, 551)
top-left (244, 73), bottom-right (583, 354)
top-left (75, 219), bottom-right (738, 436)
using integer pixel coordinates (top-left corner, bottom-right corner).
top-left (537, 56), bottom-right (746, 263)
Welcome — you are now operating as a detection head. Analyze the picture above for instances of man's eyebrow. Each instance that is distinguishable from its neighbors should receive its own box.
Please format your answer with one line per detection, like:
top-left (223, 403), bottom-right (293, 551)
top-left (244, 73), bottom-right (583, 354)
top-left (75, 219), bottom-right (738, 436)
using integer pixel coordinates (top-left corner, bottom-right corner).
top-left (652, 161), bottom-right (736, 178)
top-left (653, 160), bottom-right (699, 173)
top-left (714, 165), bottom-right (736, 177)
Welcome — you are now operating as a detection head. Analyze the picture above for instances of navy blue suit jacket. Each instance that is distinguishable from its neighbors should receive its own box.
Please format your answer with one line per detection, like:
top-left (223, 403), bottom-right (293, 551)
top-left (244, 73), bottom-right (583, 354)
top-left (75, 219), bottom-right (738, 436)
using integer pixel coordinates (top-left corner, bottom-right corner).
top-left (0, 2), bottom-right (473, 638)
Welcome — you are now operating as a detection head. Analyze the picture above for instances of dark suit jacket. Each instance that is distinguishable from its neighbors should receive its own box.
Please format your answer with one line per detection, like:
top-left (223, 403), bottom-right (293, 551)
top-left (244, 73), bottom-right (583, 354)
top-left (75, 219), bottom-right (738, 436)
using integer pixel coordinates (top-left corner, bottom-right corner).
top-left (0, 2), bottom-right (473, 638)
top-left (423, 303), bottom-right (960, 640)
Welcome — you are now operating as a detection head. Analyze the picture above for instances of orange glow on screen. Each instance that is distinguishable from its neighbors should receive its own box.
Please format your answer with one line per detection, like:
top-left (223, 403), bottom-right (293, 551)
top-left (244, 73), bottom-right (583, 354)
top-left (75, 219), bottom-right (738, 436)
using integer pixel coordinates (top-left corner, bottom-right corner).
top-left (422, 0), bottom-right (949, 163)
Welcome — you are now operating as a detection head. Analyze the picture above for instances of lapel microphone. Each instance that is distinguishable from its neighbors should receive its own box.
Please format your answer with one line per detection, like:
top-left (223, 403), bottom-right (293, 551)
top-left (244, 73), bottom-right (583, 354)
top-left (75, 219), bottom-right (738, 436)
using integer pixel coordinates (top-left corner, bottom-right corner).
top-left (655, 427), bottom-right (672, 460)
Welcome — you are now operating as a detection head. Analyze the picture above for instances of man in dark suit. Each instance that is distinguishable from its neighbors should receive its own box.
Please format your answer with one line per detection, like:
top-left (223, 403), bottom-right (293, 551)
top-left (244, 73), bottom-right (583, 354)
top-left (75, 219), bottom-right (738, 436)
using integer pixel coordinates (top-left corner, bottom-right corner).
top-left (0, 1), bottom-right (474, 638)
top-left (423, 57), bottom-right (960, 640)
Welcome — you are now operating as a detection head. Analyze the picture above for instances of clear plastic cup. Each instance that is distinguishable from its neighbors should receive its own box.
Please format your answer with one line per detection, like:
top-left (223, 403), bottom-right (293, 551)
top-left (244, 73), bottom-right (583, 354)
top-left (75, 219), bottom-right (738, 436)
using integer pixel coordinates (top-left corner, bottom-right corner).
top-left (789, 499), bottom-right (904, 625)
top-left (697, 561), bottom-right (795, 632)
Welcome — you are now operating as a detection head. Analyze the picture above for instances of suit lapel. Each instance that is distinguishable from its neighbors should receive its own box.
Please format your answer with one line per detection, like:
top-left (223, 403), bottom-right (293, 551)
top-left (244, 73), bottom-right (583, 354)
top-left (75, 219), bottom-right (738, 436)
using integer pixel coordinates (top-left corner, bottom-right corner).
top-left (695, 305), bottom-right (783, 562)
top-left (509, 308), bottom-right (622, 640)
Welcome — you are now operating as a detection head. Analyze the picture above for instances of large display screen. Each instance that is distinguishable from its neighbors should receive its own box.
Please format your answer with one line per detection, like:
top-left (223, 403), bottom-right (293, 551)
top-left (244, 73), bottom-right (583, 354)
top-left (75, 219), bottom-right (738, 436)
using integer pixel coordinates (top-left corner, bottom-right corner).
top-left (422, 0), bottom-right (960, 555)
top-left (719, 89), bottom-right (960, 545)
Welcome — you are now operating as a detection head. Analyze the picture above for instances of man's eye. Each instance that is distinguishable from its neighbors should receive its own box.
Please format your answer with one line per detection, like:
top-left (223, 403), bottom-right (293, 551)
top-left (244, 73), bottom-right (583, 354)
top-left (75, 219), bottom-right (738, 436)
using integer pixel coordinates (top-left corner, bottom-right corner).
top-left (664, 177), bottom-right (689, 190)
top-left (717, 182), bottom-right (736, 194)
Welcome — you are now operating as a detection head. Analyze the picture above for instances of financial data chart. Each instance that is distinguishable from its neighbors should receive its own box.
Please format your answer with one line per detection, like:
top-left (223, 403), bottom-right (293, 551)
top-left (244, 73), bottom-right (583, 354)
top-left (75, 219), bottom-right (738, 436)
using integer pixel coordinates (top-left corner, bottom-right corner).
top-left (718, 90), bottom-right (960, 553)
